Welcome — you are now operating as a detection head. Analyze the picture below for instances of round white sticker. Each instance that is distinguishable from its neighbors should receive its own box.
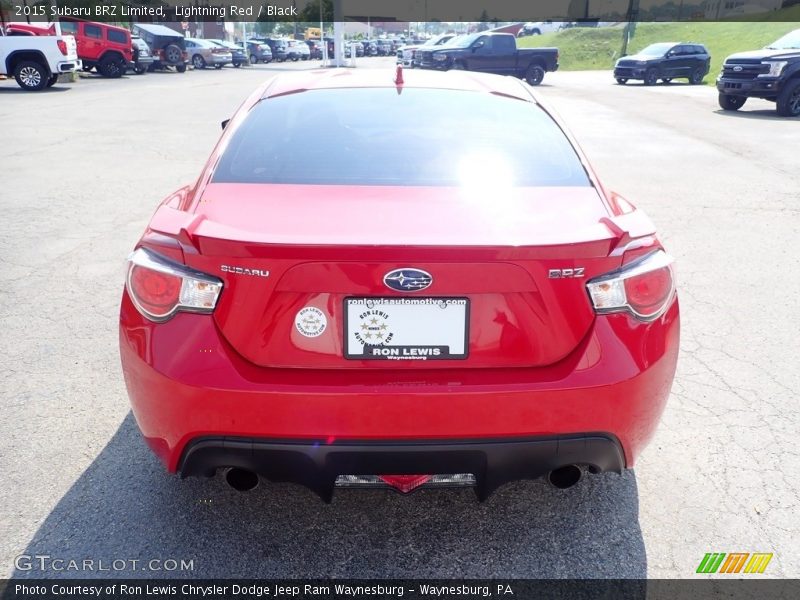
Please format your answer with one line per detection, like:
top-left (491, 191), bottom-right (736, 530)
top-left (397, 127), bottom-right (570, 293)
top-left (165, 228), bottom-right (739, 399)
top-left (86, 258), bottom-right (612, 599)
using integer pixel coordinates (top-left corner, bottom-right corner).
top-left (294, 307), bottom-right (327, 338)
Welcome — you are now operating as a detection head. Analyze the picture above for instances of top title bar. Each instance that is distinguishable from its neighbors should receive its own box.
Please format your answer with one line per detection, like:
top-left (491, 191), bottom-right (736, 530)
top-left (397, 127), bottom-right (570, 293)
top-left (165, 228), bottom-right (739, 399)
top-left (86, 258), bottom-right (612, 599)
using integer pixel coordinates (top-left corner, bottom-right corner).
top-left (3, 0), bottom-right (800, 24)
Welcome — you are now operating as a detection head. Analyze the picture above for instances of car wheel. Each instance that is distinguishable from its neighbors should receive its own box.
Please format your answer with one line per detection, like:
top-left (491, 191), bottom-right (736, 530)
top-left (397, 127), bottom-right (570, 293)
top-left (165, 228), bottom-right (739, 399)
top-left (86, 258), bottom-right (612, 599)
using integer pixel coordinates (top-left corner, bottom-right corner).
top-left (99, 55), bottom-right (124, 78)
top-left (689, 68), bottom-right (704, 85)
top-left (192, 55), bottom-right (206, 69)
top-left (776, 79), bottom-right (800, 117)
top-left (234, 62), bottom-right (241, 68)
top-left (134, 66), bottom-right (147, 75)
top-left (164, 44), bottom-right (183, 65)
top-left (644, 69), bottom-right (658, 86)
top-left (175, 64), bottom-right (187, 73)
top-left (616, 77), bottom-right (628, 84)
top-left (214, 64), bottom-right (223, 69)
top-left (292, 56), bottom-right (299, 62)
top-left (46, 74), bottom-right (58, 88)
top-left (661, 78), bottom-right (673, 84)
top-left (14, 61), bottom-right (48, 91)
top-left (82, 64), bottom-right (93, 72)
top-left (524, 64), bottom-right (546, 86)
top-left (718, 93), bottom-right (746, 111)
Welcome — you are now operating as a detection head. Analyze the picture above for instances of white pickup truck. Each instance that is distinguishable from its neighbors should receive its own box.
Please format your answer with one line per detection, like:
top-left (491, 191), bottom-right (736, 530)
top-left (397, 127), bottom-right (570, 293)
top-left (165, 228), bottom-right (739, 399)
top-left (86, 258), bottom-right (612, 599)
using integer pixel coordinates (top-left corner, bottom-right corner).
top-left (0, 25), bottom-right (81, 91)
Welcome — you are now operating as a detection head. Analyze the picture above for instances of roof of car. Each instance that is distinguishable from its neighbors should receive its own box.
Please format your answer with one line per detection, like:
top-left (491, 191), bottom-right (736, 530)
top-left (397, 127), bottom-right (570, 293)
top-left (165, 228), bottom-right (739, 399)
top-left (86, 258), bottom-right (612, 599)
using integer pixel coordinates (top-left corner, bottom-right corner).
top-left (261, 68), bottom-right (536, 103)
top-left (133, 23), bottom-right (184, 37)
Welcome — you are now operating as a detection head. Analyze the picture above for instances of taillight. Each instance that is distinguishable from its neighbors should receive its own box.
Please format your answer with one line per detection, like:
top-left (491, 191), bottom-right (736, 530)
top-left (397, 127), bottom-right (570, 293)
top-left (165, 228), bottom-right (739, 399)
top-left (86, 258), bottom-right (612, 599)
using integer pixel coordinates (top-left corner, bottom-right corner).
top-left (57, 40), bottom-right (68, 56)
top-left (586, 250), bottom-right (675, 321)
top-left (126, 248), bottom-right (222, 322)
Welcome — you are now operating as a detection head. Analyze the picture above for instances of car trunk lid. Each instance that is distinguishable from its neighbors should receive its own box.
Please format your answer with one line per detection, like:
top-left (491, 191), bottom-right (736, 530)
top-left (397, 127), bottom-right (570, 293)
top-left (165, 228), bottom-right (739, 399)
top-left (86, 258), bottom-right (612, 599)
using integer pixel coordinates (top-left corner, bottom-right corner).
top-left (172, 184), bottom-right (620, 369)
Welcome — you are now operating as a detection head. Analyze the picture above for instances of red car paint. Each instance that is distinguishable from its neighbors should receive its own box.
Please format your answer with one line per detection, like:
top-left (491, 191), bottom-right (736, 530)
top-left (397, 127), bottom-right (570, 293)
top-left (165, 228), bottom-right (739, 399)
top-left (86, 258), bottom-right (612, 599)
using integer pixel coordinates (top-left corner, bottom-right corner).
top-left (119, 69), bottom-right (679, 494)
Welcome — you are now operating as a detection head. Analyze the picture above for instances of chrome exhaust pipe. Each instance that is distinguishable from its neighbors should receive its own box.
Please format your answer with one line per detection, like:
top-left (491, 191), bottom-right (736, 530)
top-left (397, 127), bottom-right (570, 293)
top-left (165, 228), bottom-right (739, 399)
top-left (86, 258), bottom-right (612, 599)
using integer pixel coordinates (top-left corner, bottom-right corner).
top-left (224, 468), bottom-right (259, 492)
top-left (547, 465), bottom-right (583, 489)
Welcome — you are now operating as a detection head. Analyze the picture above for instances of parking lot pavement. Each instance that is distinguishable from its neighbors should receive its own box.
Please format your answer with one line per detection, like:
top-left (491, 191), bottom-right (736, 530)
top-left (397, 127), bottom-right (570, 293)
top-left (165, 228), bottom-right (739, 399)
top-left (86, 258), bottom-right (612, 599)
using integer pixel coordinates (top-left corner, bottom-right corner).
top-left (1, 65), bottom-right (798, 579)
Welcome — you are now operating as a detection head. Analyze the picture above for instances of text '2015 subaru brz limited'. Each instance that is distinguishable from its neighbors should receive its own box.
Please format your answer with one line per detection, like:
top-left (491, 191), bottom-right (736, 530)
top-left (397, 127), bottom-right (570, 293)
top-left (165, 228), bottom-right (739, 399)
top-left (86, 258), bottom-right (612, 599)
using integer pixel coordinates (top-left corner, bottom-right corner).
top-left (119, 68), bottom-right (679, 501)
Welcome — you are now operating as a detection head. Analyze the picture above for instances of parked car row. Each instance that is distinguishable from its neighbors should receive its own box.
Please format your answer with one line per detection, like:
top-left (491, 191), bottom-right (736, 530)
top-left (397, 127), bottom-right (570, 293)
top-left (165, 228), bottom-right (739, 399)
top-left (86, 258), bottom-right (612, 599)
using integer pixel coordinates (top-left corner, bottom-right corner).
top-left (1, 17), bottom-right (337, 88)
top-left (611, 30), bottom-right (800, 117)
top-left (397, 32), bottom-right (560, 86)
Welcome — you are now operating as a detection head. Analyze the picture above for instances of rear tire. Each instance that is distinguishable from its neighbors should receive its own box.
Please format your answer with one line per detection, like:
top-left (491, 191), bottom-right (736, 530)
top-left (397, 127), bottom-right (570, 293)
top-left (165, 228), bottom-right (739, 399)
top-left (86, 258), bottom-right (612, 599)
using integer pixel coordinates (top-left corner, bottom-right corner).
top-left (524, 64), bottom-right (546, 86)
top-left (46, 74), bottom-right (58, 87)
top-left (99, 55), bottom-right (124, 78)
top-left (214, 64), bottom-right (223, 69)
top-left (164, 44), bottom-right (183, 65)
top-left (134, 65), bottom-right (147, 75)
top-left (175, 64), bottom-right (187, 73)
top-left (616, 77), bottom-right (628, 84)
top-left (234, 62), bottom-right (241, 68)
top-left (644, 69), bottom-right (658, 86)
top-left (192, 55), bottom-right (206, 69)
top-left (662, 77), bottom-right (673, 84)
top-left (250, 54), bottom-right (258, 65)
top-left (14, 61), bottom-right (48, 91)
top-left (718, 93), bottom-right (746, 111)
top-left (689, 68), bottom-right (704, 85)
top-left (776, 79), bottom-right (800, 117)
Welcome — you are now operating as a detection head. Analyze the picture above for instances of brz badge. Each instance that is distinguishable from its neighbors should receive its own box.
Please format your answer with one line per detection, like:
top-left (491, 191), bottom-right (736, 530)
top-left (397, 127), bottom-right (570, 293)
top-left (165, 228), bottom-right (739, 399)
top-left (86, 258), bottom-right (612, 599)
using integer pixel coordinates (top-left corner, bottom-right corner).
top-left (383, 268), bottom-right (432, 292)
top-left (221, 265), bottom-right (270, 277)
top-left (549, 268), bottom-right (585, 278)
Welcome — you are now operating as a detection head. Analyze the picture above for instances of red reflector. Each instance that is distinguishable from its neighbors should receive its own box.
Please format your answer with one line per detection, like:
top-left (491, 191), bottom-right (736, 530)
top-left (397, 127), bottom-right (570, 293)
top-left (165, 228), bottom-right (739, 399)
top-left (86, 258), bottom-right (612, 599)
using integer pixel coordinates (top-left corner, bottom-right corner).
top-left (129, 264), bottom-right (181, 317)
top-left (624, 266), bottom-right (672, 317)
top-left (378, 475), bottom-right (432, 493)
top-left (57, 40), bottom-right (68, 56)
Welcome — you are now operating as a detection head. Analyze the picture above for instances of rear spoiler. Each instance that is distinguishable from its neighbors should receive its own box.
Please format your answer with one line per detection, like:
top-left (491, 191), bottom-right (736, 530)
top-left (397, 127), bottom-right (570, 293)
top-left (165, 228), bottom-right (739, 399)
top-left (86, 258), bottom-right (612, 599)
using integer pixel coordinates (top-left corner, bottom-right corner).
top-left (601, 210), bottom-right (657, 255)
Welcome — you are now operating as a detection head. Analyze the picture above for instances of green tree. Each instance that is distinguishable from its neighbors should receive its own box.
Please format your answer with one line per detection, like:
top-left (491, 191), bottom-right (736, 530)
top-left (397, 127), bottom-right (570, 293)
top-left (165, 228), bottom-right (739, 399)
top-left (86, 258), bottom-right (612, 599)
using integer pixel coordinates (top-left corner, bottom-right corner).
top-left (299, 0), bottom-right (333, 22)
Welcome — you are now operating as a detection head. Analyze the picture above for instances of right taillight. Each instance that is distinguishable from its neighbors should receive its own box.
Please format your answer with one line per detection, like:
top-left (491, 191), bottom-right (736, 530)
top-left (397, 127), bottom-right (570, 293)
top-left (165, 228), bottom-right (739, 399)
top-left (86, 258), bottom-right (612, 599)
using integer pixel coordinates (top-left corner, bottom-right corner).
top-left (586, 250), bottom-right (675, 321)
top-left (126, 248), bottom-right (222, 322)
top-left (57, 40), bottom-right (68, 56)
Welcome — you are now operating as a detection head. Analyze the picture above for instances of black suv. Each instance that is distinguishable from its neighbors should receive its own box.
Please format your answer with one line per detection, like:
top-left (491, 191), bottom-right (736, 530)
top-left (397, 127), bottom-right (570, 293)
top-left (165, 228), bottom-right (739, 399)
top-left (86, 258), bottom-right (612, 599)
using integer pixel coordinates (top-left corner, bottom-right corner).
top-left (132, 23), bottom-right (188, 73)
top-left (614, 42), bottom-right (710, 85)
top-left (717, 29), bottom-right (800, 117)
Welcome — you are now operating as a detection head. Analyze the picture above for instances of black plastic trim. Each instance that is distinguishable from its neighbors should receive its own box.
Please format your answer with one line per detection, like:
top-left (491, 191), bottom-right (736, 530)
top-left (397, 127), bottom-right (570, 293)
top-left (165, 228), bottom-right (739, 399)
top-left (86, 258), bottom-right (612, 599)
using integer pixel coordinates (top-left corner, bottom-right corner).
top-left (179, 434), bottom-right (626, 502)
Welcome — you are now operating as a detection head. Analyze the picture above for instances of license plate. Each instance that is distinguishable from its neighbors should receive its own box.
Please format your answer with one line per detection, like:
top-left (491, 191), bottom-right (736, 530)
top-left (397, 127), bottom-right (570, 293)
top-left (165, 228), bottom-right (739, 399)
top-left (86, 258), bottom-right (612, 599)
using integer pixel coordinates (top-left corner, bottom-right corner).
top-left (344, 297), bottom-right (469, 360)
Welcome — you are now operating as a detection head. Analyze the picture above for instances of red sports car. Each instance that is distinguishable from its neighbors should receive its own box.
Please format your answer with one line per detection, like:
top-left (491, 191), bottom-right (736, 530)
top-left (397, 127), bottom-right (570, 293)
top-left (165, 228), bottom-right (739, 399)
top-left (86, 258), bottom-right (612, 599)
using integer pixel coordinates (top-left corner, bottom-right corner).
top-left (119, 69), bottom-right (679, 501)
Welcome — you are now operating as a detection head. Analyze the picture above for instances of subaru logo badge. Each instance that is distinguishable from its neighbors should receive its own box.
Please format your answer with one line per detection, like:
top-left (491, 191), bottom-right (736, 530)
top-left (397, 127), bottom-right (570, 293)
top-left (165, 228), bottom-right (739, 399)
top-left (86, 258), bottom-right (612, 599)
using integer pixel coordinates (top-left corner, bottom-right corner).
top-left (733, 66), bottom-right (743, 72)
top-left (383, 268), bottom-right (432, 292)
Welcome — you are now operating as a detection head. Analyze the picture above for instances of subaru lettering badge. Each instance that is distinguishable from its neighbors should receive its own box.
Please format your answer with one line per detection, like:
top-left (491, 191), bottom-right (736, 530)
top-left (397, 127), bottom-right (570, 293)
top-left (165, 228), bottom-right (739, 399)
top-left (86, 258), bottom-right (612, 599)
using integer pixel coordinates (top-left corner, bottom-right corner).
top-left (383, 268), bottom-right (433, 292)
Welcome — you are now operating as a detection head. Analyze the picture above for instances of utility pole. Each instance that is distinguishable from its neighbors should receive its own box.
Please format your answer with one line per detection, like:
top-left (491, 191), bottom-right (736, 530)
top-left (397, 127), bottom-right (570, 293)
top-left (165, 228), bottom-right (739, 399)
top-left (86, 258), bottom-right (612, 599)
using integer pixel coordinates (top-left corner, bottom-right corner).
top-left (621, 0), bottom-right (640, 58)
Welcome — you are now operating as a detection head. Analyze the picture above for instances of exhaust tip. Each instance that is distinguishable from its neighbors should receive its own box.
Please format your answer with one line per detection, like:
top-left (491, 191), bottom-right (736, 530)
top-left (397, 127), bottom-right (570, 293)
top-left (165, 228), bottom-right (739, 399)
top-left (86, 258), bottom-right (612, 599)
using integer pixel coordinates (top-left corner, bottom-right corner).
top-left (224, 468), bottom-right (259, 492)
top-left (547, 465), bottom-right (583, 490)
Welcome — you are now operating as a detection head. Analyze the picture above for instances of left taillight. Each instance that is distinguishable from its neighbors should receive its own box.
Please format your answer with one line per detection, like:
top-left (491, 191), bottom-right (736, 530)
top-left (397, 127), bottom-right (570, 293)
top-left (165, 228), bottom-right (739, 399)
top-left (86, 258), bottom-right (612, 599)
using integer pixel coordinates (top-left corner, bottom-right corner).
top-left (586, 250), bottom-right (675, 321)
top-left (126, 248), bottom-right (222, 322)
top-left (57, 40), bottom-right (68, 56)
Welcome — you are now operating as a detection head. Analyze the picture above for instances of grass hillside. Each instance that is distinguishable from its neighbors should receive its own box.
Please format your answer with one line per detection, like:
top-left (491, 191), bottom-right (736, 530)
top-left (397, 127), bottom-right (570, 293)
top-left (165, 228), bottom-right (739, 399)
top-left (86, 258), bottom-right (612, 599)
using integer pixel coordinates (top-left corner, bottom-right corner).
top-left (518, 22), bottom-right (800, 84)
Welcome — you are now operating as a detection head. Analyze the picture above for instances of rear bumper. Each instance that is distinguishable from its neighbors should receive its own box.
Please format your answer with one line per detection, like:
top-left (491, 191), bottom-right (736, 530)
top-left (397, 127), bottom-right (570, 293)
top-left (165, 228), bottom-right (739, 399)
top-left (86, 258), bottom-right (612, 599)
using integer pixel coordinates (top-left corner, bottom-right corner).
top-left (120, 291), bottom-right (679, 482)
top-left (58, 60), bottom-right (80, 73)
top-left (180, 434), bottom-right (625, 501)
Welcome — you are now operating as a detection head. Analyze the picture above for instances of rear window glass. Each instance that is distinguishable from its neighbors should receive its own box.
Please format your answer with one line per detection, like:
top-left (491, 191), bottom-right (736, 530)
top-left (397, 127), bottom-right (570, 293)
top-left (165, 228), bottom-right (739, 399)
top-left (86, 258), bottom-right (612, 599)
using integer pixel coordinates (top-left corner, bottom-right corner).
top-left (212, 88), bottom-right (590, 187)
top-left (108, 29), bottom-right (127, 44)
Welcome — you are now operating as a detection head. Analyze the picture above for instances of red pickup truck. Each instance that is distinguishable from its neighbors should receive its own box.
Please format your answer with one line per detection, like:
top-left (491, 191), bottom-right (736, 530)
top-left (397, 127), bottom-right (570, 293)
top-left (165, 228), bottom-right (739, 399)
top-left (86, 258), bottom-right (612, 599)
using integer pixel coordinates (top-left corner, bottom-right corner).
top-left (6, 18), bottom-right (133, 78)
